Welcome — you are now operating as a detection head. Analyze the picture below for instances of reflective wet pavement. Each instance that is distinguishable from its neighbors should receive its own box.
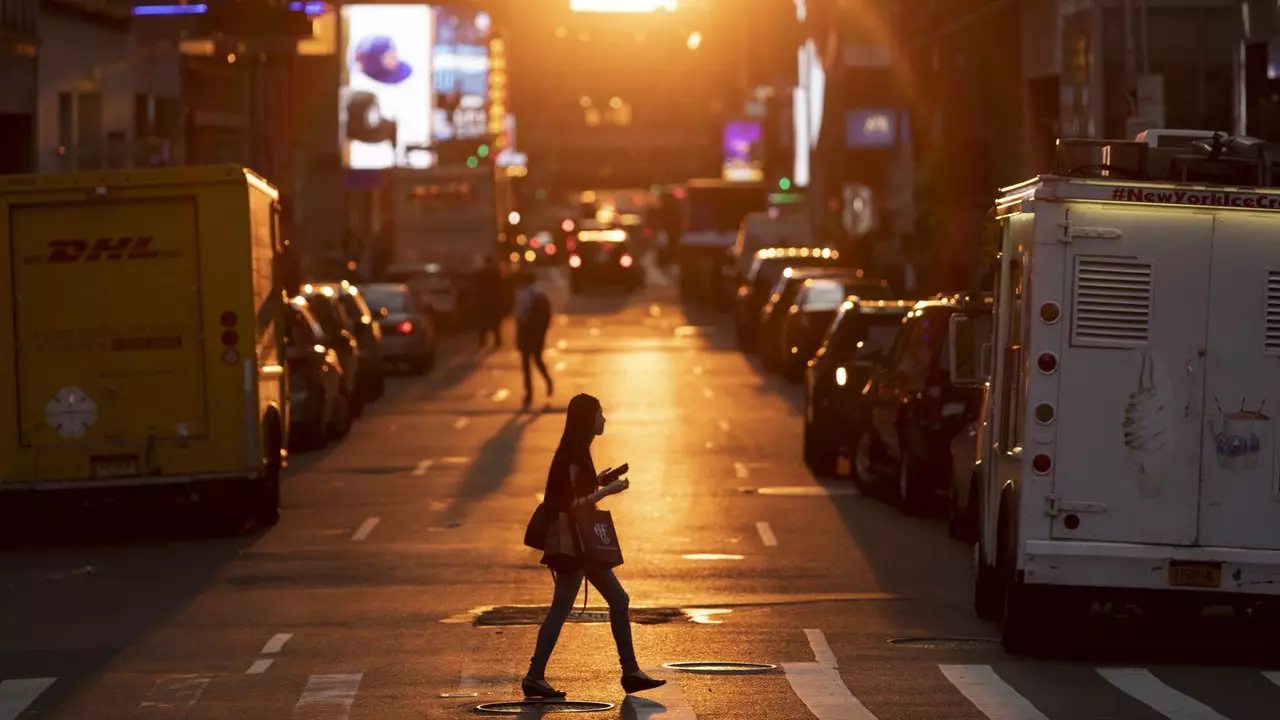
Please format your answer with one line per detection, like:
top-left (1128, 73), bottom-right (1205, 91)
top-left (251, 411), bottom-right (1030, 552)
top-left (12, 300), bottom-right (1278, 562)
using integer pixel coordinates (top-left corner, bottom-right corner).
top-left (0, 264), bottom-right (1278, 719)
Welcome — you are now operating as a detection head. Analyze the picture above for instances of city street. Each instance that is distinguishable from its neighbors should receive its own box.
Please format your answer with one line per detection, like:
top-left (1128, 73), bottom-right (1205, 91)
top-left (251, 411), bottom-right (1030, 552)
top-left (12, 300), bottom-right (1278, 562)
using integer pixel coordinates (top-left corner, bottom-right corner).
top-left (1, 265), bottom-right (1278, 720)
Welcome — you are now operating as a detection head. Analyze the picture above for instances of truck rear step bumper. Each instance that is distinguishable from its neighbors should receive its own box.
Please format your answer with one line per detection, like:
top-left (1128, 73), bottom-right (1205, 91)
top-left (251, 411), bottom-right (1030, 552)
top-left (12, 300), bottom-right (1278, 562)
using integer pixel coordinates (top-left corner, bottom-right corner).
top-left (1023, 539), bottom-right (1280, 597)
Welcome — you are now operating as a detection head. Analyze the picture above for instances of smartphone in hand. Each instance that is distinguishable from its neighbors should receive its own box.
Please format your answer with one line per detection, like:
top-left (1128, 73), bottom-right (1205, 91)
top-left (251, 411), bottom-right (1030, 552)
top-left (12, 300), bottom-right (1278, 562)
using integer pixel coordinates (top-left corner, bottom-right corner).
top-left (599, 463), bottom-right (629, 486)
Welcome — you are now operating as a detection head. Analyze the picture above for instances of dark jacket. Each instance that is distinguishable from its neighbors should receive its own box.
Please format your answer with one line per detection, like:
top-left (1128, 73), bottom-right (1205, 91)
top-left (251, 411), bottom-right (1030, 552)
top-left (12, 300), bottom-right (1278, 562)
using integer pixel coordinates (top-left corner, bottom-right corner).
top-left (540, 441), bottom-right (596, 573)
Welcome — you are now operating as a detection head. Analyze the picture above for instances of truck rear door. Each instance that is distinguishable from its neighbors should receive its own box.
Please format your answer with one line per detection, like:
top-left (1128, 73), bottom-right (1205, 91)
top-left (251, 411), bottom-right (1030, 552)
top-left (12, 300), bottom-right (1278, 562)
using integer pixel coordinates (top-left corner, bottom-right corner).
top-left (1196, 212), bottom-right (1280, 550)
top-left (1052, 205), bottom-right (1212, 546)
top-left (12, 198), bottom-right (208, 458)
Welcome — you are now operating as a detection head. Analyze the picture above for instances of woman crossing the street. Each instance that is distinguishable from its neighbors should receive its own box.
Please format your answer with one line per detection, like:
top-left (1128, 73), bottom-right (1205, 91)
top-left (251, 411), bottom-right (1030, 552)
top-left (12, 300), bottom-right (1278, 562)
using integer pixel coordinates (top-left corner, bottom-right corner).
top-left (522, 393), bottom-right (666, 698)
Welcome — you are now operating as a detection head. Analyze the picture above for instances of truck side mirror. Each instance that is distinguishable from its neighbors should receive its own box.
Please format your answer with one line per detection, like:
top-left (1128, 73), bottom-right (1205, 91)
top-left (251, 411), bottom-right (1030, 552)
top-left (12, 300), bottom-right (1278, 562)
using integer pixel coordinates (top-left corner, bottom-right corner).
top-left (948, 314), bottom-right (985, 386)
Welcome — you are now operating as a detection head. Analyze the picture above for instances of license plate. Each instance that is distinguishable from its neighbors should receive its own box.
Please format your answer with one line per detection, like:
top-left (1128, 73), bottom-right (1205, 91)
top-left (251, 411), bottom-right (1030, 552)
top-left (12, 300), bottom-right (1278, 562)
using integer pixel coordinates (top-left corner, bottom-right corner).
top-left (1168, 561), bottom-right (1222, 588)
top-left (91, 455), bottom-right (139, 479)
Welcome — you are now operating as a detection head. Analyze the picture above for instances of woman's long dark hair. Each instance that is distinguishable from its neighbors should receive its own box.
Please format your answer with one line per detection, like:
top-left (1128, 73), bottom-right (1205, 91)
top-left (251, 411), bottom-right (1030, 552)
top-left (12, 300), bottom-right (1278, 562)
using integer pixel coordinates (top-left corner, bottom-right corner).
top-left (546, 393), bottom-right (601, 498)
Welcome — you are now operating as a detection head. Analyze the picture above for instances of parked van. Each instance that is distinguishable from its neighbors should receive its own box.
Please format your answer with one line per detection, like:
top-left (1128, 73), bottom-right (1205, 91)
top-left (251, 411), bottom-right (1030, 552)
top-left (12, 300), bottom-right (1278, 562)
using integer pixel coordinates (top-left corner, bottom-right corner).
top-left (0, 166), bottom-right (289, 526)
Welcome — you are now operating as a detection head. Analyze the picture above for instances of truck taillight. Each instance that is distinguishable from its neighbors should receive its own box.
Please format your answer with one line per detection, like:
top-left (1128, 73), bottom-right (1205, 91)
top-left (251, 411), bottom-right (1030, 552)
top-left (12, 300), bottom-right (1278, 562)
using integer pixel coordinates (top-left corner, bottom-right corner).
top-left (569, 254), bottom-right (582, 268)
top-left (619, 253), bottom-right (633, 268)
top-left (1037, 352), bottom-right (1058, 374)
top-left (396, 320), bottom-right (413, 334)
top-left (220, 311), bottom-right (238, 327)
top-left (1032, 453), bottom-right (1053, 475)
top-left (221, 330), bottom-right (239, 346)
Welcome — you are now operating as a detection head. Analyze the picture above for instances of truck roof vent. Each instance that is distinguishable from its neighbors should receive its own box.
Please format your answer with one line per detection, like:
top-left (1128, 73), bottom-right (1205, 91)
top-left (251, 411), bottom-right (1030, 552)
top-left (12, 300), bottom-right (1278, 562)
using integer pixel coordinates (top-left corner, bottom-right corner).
top-left (1071, 257), bottom-right (1152, 348)
top-left (1266, 271), bottom-right (1280, 356)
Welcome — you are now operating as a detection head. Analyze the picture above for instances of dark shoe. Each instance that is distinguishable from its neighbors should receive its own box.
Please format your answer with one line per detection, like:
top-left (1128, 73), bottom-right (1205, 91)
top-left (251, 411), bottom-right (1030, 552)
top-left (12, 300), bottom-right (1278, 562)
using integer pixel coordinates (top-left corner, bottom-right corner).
top-left (522, 677), bottom-right (566, 698)
top-left (621, 671), bottom-right (666, 694)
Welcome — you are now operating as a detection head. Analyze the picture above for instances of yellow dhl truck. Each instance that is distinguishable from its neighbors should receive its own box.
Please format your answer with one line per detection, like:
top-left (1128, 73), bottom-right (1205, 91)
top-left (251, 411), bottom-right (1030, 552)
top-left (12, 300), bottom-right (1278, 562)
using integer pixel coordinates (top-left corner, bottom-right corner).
top-left (0, 165), bottom-right (288, 526)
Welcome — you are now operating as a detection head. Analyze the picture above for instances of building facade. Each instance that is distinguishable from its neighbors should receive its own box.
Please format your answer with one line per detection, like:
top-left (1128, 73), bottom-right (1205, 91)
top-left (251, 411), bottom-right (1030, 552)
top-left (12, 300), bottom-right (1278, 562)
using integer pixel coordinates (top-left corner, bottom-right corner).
top-left (0, 0), bottom-right (38, 173)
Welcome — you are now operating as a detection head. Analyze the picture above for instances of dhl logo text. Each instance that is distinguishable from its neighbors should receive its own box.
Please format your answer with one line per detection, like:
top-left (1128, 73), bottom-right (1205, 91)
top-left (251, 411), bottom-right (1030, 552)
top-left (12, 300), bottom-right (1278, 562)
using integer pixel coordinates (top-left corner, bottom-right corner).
top-left (25, 237), bottom-right (176, 265)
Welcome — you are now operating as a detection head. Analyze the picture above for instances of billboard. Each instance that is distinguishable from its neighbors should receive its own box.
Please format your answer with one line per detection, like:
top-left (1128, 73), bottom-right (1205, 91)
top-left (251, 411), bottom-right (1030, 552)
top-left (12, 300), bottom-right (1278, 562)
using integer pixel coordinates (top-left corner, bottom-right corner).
top-left (722, 121), bottom-right (764, 182)
top-left (339, 4), bottom-right (435, 169)
top-left (432, 6), bottom-right (492, 142)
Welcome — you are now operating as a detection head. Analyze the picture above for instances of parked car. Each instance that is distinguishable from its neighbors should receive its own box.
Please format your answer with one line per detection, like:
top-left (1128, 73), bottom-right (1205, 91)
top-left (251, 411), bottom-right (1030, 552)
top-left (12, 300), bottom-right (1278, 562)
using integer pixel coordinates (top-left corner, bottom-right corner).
top-left (299, 284), bottom-right (364, 416)
top-left (777, 275), bottom-right (894, 382)
top-left (361, 282), bottom-right (438, 374)
top-left (314, 281), bottom-right (385, 401)
top-left (733, 247), bottom-right (845, 351)
top-left (759, 268), bottom-right (888, 372)
top-left (384, 262), bottom-right (460, 332)
top-left (804, 298), bottom-right (911, 476)
top-left (855, 296), bottom-right (992, 515)
top-left (944, 296), bottom-right (995, 541)
top-left (285, 297), bottom-right (352, 448)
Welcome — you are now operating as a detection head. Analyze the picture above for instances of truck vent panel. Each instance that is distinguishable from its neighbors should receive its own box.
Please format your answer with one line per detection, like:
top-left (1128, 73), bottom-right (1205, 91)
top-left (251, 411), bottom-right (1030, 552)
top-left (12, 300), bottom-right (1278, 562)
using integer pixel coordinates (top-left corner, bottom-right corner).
top-left (1071, 258), bottom-right (1151, 348)
top-left (1266, 270), bottom-right (1280, 356)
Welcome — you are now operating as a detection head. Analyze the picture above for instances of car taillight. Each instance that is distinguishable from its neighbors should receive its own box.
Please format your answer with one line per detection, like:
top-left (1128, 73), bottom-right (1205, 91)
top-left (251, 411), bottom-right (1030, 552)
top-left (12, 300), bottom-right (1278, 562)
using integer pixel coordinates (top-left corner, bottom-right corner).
top-left (619, 253), bottom-right (633, 268)
top-left (545, 243), bottom-right (557, 255)
top-left (396, 320), bottom-right (413, 334)
top-left (569, 254), bottom-right (582, 268)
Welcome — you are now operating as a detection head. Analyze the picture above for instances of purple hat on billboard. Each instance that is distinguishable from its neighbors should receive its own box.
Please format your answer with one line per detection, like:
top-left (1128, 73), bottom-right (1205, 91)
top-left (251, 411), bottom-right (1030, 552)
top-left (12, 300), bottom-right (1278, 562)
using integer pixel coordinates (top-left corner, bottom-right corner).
top-left (354, 35), bottom-right (413, 85)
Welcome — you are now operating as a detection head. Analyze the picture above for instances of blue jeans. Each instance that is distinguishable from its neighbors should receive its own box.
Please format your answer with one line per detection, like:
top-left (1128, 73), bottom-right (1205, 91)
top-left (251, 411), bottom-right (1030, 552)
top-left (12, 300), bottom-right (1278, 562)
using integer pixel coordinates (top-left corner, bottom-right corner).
top-left (528, 567), bottom-right (638, 678)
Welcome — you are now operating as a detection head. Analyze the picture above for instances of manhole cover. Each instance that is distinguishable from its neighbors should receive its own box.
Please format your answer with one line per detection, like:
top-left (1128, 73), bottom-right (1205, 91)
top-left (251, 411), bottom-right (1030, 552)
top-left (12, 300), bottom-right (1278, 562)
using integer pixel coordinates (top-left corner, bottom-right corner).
top-left (475, 700), bottom-right (613, 714)
top-left (748, 486), bottom-right (861, 497)
top-left (662, 661), bottom-right (777, 674)
top-left (887, 637), bottom-right (1001, 650)
top-left (470, 606), bottom-right (684, 627)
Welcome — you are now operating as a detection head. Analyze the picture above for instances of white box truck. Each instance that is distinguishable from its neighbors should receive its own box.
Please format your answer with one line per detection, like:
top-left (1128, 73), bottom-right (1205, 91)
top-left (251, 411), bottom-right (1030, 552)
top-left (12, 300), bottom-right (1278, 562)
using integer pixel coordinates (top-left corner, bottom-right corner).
top-left (953, 130), bottom-right (1280, 650)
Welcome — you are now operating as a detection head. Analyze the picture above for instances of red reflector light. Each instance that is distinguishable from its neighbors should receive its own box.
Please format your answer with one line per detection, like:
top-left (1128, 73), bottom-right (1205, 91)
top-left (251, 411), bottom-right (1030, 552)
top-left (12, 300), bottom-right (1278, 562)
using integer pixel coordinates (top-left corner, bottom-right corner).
top-left (619, 253), bottom-right (633, 268)
top-left (221, 329), bottom-right (239, 346)
top-left (1037, 352), bottom-right (1058, 374)
top-left (396, 320), bottom-right (413, 334)
top-left (569, 254), bottom-right (582, 268)
top-left (1032, 454), bottom-right (1053, 474)
top-left (220, 311), bottom-right (238, 327)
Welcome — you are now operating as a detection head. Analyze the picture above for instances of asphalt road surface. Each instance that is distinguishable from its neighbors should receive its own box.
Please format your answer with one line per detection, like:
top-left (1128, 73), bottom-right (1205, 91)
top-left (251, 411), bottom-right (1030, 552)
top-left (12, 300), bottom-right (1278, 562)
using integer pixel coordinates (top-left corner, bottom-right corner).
top-left (2, 263), bottom-right (1278, 720)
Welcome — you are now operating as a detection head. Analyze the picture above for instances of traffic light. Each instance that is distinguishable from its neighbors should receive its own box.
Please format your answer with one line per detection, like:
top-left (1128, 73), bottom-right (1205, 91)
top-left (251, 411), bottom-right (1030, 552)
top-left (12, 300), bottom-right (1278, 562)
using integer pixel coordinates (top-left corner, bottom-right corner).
top-left (477, 144), bottom-right (490, 158)
top-left (779, 177), bottom-right (792, 191)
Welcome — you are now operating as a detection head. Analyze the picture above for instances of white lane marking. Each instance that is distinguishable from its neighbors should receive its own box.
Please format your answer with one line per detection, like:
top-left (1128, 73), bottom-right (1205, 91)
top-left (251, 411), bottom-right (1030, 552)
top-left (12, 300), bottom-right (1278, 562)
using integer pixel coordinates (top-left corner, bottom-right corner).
top-left (1265, 670), bottom-right (1280, 687)
top-left (136, 675), bottom-right (209, 718)
top-left (535, 493), bottom-right (545, 503)
top-left (412, 459), bottom-right (434, 476)
top-left (756, 521), bottom-right (778, 547)
top-left (701, 387), bottom-right (714, 399)
top-left (939, 665), bottom-right (1049, 720)
top-left (733, 462), bottom-right (750, 479)
top-left (247, 659), bottom-right (274, 675)
top-left (783, 662), bottom-right (878, 719)
top-left (454, 417), bottom-right (470, 430)
top-left (0, 678), bottom-right (57, 720)
top-left (262, 632), bottom-right (293, 654)
top-left (717, 420), bottom-right (731, 432)
top-left (1097, 668), bottom-right (1229, 719)
top-left (295, 674), bottom-right (362, 716)
top-left (553, 360), bottom-right (568, 372)
top-left (805, 628), bottom-right (837, 668)
top-left (351, 517), bottom-right (380, 542)
top-left (627, 668), bottom-right (696, 719)
top-left (492, 388), bottom-right (511, 402)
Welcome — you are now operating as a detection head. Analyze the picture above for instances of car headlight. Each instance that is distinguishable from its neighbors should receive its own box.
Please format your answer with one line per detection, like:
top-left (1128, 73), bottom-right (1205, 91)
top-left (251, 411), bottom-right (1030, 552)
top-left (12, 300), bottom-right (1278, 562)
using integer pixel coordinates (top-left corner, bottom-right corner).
top-left (835, 366), bottom-right (848, 387)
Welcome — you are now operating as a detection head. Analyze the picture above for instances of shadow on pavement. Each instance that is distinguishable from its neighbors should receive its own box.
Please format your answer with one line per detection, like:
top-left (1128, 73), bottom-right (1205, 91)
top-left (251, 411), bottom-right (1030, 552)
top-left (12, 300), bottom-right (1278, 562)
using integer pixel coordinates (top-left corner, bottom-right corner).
top-left (442, 411), bottom-right (544, 524)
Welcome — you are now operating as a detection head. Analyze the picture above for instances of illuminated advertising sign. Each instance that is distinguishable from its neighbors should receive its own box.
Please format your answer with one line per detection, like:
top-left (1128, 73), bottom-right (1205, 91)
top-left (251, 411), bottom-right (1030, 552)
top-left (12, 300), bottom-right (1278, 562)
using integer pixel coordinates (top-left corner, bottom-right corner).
top-left (433, 7), bottom-right (491, 142)
top-left (488, 35), bottom-right (507, 144)
top-left (793, 39), bottom-right (825, 187)
top-left (846, 109), bottom-right (897, 148)
top-left (339, 4), bottom-right (435, 169)
top-left (722, 121), bottom-right (764, 182)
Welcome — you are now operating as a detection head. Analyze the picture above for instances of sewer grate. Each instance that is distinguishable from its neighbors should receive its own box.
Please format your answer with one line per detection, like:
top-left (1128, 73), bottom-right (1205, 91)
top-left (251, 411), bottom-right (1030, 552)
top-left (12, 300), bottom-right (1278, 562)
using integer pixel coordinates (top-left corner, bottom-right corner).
top-left (887, 637), bottom-right (1002, 650)
top-left (662, 661), bottom-right (777, 674)
top-left (475, 700), bottom-right (613, 714)
top-left (471, 606), bottom-right (684, 627)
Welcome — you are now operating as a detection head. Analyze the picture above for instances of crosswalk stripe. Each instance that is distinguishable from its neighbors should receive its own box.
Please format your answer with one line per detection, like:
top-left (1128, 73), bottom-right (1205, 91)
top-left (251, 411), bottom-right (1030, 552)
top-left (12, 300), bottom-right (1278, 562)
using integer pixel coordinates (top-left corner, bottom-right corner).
top-left (0, 678), bottom-right (56, 720)
top-left (804, 629), bottom-right (837, 668)
top-left (1265, 671), bottom-right (1280, 687)
top-left (135, 675), bottom-right (209, 719)
top-left (783, 662), bottom-right (878, 720)
top-left (294, 673), bottom-right (362, 719)
top-left (1097, 668), bottom-right (1229, 719)
top-left (625, 668), bottom-right (697, 719)
top-left (939, 665), bottom-right (1049, 720)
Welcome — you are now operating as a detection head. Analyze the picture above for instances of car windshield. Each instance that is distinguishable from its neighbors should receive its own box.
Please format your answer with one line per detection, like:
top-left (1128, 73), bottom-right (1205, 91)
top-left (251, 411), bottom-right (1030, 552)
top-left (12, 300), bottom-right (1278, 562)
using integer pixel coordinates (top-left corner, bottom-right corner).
top-left (825, 311), bottom-right (904, 362)
top-left (754, 257), bottom-right (841, 294)
top-left (307, 294), bottom-right (345, 337)
top-left (363, 287), bottom-right (410, 313)
top-left (801, 280), bottom-right (849, 311)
